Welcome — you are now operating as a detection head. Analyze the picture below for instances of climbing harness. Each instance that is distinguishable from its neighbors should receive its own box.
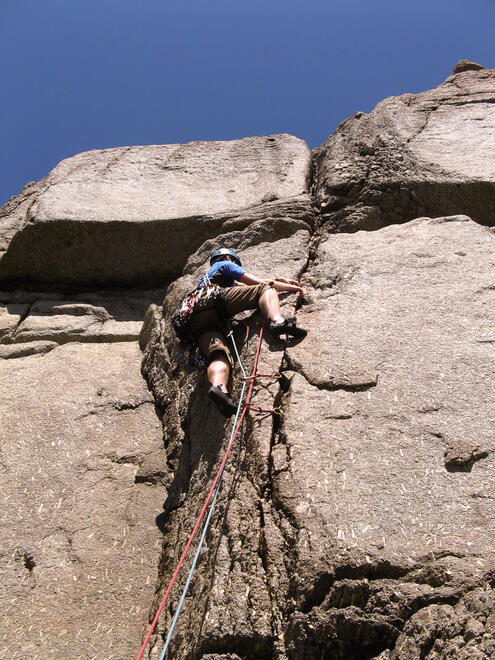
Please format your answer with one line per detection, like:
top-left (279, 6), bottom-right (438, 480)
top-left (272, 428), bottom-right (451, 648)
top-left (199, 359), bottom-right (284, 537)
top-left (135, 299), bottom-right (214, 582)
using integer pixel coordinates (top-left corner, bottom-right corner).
top-left (135, 322), bottom-right (280, 660)
top-left (171, 275), bottom-right (228, 344)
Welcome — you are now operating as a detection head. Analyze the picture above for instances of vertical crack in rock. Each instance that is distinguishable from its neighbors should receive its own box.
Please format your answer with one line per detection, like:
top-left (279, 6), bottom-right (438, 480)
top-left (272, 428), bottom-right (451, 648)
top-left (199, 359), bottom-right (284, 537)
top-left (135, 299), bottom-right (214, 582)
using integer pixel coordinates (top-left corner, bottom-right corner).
top-left (140, 250), bottom-right (314, 658)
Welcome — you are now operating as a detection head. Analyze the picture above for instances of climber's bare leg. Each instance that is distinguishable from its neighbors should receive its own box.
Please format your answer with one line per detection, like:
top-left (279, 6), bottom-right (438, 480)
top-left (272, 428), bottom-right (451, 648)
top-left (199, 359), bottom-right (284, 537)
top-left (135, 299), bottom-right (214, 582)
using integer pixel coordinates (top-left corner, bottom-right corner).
top-left (207, 350), bottom-right (231, 393)
top-left (258, 287), bottom-right (284, 323)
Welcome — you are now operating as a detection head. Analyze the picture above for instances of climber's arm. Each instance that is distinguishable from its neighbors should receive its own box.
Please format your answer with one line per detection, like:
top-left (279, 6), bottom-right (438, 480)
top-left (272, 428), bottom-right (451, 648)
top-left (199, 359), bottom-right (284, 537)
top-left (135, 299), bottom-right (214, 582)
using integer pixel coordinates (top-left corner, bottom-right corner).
top-left (239, 272), bottom-right (303, 295)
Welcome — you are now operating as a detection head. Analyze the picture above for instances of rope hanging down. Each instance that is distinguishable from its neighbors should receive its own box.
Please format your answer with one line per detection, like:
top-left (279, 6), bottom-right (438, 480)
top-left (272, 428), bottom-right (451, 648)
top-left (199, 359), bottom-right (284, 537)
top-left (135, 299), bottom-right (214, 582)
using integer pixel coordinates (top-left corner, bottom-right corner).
top-left (158, 324), bottom-right (249, 659)
top-left (136, 324), bottom-right (265, 660)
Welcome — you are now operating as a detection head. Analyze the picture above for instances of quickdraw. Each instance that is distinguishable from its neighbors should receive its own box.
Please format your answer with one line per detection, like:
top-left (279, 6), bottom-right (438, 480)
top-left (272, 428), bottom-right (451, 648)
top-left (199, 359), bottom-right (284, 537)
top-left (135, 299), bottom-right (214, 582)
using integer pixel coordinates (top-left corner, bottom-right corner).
top-left (171, 291), bottom-right (196, 341)
top-left (246, 404), bottom-right (282, 416)
top-left (241, 372), bottom-right (281, 382)
top-left (179, 347), bottom-right (206, 374)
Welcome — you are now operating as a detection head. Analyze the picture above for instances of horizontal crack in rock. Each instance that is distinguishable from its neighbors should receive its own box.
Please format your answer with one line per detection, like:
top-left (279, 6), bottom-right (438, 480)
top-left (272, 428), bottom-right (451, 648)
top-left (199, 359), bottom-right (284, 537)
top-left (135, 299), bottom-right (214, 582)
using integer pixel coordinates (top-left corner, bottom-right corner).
top-left (74, 399), bottom-right (154, 420)
top-left (284, 354), bottom-right (378, 393)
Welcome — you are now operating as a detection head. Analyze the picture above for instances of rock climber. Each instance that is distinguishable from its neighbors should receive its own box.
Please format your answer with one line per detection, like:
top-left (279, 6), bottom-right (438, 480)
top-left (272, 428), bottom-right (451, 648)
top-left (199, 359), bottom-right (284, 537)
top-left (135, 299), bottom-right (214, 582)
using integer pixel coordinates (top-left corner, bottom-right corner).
top-left (190, 247), bottom-right (307, 417)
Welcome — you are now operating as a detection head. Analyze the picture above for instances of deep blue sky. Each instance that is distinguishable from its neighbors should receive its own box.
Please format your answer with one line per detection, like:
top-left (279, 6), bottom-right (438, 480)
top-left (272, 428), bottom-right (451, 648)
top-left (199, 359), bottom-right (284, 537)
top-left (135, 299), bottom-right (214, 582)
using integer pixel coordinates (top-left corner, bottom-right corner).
top-left (1, 0), bottom-right (494, 206)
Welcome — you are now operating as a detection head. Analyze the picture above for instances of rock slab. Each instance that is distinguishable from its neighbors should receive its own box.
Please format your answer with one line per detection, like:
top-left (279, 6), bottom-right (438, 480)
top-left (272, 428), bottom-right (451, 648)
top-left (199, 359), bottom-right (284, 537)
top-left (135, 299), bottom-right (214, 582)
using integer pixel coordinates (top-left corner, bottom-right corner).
top-left (0, 342), bottom-right (166, 659)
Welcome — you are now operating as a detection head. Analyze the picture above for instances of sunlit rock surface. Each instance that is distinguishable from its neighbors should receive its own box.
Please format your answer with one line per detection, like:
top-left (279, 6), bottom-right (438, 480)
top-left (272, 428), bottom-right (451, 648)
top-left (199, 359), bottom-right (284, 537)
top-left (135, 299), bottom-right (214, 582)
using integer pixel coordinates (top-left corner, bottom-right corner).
top-left (0, 341), bottom-right (166, 659)
top-left (1, 64), bottom-right (494, 659)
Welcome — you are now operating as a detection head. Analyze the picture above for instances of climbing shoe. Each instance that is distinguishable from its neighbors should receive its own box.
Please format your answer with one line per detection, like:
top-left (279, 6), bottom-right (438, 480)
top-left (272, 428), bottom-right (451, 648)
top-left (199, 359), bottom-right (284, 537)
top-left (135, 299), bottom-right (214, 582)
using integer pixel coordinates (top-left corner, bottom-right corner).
top-left (269, 318), bottom-right (307, 339)
top-left (208, 385), bottom-right (238, 417)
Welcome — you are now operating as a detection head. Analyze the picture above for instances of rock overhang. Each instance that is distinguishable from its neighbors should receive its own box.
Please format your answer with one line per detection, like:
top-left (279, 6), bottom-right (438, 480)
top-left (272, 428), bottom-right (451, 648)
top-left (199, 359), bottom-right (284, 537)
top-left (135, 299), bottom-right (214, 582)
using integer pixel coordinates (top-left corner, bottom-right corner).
top-left (0, 134), bottom-right (312, 288)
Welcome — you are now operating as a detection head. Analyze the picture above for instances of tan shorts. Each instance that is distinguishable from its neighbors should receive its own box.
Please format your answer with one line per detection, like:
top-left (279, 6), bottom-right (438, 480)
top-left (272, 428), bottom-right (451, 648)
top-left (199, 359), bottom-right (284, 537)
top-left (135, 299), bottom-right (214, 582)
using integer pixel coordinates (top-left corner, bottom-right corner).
top-left (223, 282), bottom-right (270, 316)
top-left (197, 329), bottom-right (234, 368)
top-left (191, 283), bottom-right (270, 366)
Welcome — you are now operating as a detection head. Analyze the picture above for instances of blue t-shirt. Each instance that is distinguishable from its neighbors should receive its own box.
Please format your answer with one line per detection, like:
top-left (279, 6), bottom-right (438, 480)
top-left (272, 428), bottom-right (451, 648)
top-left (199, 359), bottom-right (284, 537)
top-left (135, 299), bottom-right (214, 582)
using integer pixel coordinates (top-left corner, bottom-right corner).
top-left (198, 260), bottom-right (245, 288)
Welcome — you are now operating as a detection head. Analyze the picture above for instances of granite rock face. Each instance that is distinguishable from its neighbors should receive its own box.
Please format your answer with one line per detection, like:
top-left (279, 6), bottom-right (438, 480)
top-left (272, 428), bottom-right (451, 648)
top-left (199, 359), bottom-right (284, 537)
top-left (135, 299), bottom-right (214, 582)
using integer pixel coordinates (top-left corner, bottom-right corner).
top-left (2, 64), bottom-right (495, 659)
top-left (0, 286), bottom-right (169, 659)
top-left (0, 340), bottom-right (166, 659)
top-left (313, 64), bottom-right (495, 232)
top-left (278, 215), bottom-right (495, 658)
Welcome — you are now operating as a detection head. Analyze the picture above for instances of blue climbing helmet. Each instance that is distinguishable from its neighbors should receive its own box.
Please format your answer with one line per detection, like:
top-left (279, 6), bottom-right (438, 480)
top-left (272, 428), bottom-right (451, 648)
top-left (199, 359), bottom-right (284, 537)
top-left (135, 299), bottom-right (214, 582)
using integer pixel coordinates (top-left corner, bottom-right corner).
top-left (210, 248), bottom-right (242, 267)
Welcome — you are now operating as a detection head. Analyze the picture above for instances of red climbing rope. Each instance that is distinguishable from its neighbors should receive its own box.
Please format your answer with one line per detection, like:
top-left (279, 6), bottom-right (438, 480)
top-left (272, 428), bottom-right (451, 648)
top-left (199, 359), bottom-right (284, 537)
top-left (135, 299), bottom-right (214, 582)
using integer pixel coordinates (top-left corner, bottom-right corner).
top-left (136, 328), bottom-right (265, 660)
